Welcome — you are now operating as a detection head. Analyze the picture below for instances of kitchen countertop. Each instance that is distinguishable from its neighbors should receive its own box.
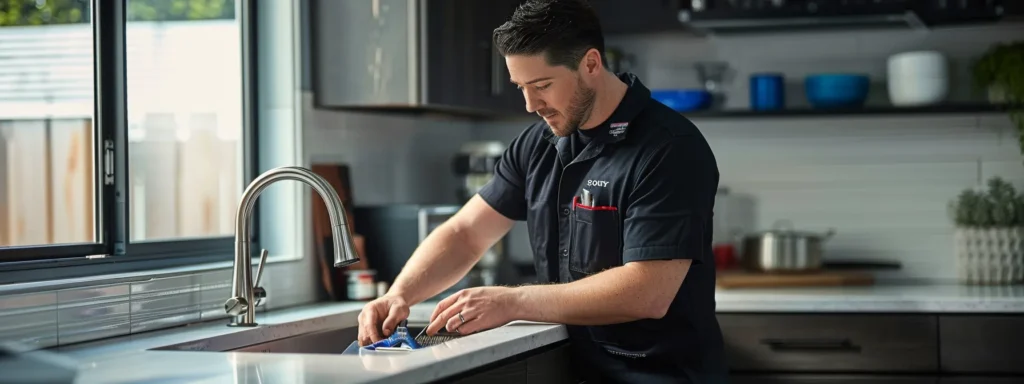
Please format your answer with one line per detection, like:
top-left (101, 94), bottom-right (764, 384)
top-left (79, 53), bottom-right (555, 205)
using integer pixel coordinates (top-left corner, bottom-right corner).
top-left (34, 283), bottom-right (1024, 383)
top-left (55, 301), bottom-right (568, 384)
top-left (714, 283), bottom-right (1024, 313)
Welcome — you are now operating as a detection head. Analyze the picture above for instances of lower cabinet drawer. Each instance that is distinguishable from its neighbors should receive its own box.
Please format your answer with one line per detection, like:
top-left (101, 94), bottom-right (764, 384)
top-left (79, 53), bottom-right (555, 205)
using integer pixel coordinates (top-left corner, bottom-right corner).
top-left (719, 314), bottom-right (938, 373)
top-left (939, 377), bottom-right (1024, 384)
top-left (939, 315), bottom-right (1024, 374)
top-left (731, 374), bottom-right (937, 384)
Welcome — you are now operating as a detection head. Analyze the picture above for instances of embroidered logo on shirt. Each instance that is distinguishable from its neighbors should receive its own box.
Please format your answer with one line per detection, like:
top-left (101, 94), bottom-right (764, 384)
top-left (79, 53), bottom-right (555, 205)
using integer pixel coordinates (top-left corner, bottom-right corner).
top-left (609, 122), bottom-right (628, 137)
top-left (586, 180), bottom-right (610, 187)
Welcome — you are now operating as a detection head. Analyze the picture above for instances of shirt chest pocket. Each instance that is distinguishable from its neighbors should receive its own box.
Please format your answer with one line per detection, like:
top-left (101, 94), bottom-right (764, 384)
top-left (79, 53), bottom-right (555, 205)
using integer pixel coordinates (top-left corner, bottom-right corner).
top-left (570, 197), bottom-right (622, 280)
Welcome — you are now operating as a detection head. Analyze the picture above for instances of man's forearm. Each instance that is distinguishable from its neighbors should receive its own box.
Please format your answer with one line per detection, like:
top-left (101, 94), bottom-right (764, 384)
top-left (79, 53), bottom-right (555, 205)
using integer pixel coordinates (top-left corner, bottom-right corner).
top-left (388, 222), bottom-right (480, 305)
top-left (512, 261), bottom-right (689, 325)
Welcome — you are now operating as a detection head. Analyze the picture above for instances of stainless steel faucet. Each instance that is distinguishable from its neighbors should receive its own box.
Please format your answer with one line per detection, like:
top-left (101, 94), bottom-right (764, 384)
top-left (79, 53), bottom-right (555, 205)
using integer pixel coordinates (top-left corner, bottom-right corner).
top-left (224, 166), bottom-right (361, 326)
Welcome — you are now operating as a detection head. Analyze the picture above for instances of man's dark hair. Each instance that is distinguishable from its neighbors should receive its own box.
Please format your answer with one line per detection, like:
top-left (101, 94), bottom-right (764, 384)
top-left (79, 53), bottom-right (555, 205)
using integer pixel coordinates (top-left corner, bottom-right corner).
top-left (492, 0), bottom-right (605, 70)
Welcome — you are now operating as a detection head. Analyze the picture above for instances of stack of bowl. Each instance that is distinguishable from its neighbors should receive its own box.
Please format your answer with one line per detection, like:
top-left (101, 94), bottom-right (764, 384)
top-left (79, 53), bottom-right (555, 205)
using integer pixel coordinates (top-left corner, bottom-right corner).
top-left (887, 50), bottom-right (949, 107)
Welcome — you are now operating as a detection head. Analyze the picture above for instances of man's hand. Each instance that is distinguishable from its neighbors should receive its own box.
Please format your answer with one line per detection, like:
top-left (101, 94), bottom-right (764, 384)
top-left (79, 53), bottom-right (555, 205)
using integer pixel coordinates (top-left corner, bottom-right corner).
top-left (426, 286), bottom-right (520, 336)
top-left (357, 294), bottom-right (410, 346)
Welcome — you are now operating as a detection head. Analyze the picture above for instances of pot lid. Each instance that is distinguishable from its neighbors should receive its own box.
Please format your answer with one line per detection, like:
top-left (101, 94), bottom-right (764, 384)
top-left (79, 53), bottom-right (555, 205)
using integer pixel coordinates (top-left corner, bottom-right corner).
top-left (748, 220), bottom-right (836, 239)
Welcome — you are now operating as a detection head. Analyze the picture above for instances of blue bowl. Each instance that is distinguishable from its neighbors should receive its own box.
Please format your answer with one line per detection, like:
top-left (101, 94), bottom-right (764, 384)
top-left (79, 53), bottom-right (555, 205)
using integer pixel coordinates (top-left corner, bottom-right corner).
top-left (651, 89), bottom-right (712, 112)
top-left (804, 74), bottom-right (869, 109)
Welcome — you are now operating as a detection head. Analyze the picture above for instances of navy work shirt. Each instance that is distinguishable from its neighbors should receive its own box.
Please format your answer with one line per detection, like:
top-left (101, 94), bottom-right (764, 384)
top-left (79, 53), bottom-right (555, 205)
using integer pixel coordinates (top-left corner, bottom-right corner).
top-left (478, 73), bottom-right (728, 383)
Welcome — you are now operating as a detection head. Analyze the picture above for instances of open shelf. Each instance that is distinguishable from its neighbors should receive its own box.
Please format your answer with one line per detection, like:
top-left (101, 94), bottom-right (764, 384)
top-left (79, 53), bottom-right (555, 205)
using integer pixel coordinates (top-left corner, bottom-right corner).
top-left (683, 103), bottom-right (1013, 119)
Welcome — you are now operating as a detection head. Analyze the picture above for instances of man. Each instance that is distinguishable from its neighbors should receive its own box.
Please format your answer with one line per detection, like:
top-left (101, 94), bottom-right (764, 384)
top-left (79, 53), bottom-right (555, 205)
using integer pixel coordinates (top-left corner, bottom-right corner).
top-left (357, 0), bottom-right (727, 382)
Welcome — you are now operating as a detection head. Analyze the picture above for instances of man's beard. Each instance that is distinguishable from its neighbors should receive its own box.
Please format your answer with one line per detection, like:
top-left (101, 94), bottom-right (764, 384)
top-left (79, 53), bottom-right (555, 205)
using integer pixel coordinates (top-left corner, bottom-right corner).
top-left (543, 77), bottom-right (596, 137)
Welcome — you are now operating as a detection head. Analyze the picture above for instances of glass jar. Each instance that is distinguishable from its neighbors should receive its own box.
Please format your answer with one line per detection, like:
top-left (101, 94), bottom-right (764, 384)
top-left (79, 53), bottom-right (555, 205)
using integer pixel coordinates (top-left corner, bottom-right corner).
top-left (346, 269), bottom-right (377, 301)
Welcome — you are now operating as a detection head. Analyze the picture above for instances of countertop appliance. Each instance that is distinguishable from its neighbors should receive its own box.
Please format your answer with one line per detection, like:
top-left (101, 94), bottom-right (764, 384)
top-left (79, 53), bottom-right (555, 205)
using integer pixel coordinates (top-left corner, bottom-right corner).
top-left (678, 0), bottom-right (1006, 35)
top-left (353, 204), bottom-right (511, 299)
top-left (452, 141), bottom-right (506, 202)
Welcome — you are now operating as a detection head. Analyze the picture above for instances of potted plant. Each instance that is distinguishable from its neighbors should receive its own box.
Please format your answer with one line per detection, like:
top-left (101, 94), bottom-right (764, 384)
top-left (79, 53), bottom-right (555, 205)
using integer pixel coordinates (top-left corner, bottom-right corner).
top-left (949, 177), bottom-right (1024, 285)
top-left (972, 41), bottom-right (1023, 155)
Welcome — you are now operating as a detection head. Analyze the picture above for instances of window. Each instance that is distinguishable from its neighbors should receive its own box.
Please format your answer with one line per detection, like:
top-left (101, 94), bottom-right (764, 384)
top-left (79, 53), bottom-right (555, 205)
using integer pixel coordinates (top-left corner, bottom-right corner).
top-left (0, 0), bottom-right (99, 257)
top-left (125, 0), bottom-right (243, 244)
top-left (0, 0), bottom-right (256, 281)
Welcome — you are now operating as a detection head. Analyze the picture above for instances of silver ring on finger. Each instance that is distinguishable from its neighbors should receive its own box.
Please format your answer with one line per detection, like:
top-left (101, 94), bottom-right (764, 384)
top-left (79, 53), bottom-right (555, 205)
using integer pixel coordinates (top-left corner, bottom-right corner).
top-left (458, 312), bottom-right (466, 324)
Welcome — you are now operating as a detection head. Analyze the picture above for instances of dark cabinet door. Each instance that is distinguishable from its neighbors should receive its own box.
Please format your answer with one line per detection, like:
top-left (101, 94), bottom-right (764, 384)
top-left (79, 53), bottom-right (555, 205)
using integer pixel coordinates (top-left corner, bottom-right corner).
top-left (423, 0), bottom-right (492, 112)
top-left (482, 0), bottom-right (533, 117)
top-left (589, 0), bottom-right (688, 35)
top-left (425, 0), bottom-right (531, 117)
top-left (731, 374), bottom-right (937, 384)
top-left (718, 314), bottom-right (939, 373)
top-left (939, 315), bottom-right (1024, 374)
top-left (939, 378), bottom-right (1024, 384)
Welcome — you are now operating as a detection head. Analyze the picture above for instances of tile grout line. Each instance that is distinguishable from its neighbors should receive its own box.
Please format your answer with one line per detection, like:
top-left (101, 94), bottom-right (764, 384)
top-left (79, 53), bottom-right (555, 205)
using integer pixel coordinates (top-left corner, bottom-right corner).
top-left (54, 292), bottom-right (61, 347)
top-left (128, 281), bottom-right (134, 337)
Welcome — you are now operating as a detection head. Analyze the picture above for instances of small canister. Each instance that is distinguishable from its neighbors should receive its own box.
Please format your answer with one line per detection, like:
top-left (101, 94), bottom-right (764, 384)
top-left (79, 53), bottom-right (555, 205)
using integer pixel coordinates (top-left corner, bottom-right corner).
top-left (750, 73), bottom-right (785, 111)
top-left (346, 270), bottom-right (377, 301)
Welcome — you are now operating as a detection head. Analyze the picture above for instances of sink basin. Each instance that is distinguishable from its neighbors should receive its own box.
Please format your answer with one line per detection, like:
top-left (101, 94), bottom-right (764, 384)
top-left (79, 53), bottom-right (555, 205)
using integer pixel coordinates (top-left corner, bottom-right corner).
top-left (152, 325), bottom-right (433, 354)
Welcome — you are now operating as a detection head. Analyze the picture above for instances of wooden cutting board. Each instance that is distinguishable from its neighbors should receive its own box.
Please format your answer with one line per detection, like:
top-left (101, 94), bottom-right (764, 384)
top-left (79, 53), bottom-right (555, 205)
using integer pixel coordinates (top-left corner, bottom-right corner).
top-left (716, 270), bottom-right (875, 289)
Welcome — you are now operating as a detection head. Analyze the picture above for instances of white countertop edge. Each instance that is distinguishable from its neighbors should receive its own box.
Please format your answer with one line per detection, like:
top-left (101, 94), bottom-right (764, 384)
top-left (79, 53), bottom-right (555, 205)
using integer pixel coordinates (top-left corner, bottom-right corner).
top-left (351, 325), bottom-right (569, 384)
top-left (53, 284), bottom-right (1024, 383)
top-left (714, 301), bottom-right (1024, 313)
top-left (713, 283), bottom-right (1024, 313)
top-left (61, 301), bottom-right (570, 384)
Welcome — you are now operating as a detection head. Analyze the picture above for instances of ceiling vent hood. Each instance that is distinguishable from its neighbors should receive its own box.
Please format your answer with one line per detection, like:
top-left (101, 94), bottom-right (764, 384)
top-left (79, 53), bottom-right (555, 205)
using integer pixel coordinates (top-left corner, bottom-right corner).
top-left (677, 0), bottom-right (1005, 35)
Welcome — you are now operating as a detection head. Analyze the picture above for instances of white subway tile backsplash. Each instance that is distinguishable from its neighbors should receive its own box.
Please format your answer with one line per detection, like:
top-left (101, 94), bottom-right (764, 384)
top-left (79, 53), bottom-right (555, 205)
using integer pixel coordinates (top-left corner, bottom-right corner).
top-left (1, 259), bottom-right (317, 349)
top-left (130, 276), bottom-right (202, 333)
top-left (701, 115), bottom-right (1020, 279)
top-left (57, 303), bottom-right (131, 345)
top-left (198, 269), bottom-right (232, 321)
top-left (57, 284), bottom-right (130, 305)
top-left (56, 284), bottom-right (131, 345)
top-left (0, 292), bottom-right (58, 348)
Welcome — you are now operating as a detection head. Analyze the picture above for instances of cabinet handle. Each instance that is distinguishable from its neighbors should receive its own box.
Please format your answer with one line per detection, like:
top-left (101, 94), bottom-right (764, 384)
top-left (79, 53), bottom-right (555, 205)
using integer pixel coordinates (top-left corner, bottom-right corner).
top-left (760, 338), bottom-right (862, 353)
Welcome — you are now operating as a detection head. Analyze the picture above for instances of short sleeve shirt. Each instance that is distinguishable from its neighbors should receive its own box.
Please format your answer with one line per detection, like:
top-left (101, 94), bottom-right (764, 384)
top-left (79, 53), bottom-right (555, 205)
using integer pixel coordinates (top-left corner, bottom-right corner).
top-left (477, 73), bottom-right (728, 383)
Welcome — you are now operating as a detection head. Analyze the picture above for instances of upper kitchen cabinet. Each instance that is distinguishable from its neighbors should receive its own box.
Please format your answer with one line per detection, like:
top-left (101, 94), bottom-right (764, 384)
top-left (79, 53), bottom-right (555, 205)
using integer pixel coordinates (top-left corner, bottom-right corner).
top-left (589, 0), bottom-right (687, 35)
top-left (312, 0), bottom-right (529, 118)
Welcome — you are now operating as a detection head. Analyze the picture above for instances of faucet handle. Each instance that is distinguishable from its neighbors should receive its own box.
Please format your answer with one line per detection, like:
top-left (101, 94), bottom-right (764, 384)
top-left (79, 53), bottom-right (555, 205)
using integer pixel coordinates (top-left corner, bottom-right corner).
top-left (253, 286), bottom-right (267, 308)
top-left (225, 296), bottom-right (248, 316)
top-left (254, 249), bottom-right (269, 288)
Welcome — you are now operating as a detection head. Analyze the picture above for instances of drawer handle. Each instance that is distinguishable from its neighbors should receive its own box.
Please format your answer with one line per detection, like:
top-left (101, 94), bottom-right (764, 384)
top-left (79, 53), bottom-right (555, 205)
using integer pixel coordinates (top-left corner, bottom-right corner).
top-left (760, 338), bottom-right (862, 353)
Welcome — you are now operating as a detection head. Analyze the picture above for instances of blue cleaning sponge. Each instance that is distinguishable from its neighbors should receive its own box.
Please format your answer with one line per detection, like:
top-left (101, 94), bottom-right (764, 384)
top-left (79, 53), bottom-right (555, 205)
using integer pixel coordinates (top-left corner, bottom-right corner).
top-left (362, 320), bottom-right (422, 351)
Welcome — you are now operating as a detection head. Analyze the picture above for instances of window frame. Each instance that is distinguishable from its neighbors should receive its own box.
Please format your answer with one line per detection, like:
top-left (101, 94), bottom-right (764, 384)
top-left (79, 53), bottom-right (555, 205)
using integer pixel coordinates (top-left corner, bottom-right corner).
top-left (0, 0), bottom-right (261, 284)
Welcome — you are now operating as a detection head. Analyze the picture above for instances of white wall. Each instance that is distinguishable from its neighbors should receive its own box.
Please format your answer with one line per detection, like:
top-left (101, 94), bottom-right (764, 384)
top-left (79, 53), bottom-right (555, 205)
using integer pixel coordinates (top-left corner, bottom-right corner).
top-left (301, 94), bottom-right (478, 206)
top-left (475, 23), bottom-right (1024, 281)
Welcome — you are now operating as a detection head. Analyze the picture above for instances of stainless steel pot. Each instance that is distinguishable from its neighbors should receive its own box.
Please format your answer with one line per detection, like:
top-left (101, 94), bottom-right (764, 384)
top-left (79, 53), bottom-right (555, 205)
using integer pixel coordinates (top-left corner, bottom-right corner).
top-left (742, 220), bottom-right (836, 272)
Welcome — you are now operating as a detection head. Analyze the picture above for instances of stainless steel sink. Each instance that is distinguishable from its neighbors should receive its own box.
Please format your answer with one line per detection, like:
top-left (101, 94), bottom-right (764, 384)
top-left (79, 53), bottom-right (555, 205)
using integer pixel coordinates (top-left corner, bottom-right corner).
top-left (152, 325), bottom-right (431, 354)
top-left (229, 326), bottom-right (360, 354)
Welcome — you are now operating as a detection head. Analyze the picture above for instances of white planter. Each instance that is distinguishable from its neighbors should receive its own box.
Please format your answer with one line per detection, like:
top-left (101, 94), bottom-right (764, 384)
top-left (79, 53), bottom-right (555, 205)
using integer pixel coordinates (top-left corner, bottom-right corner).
top-left (987, 85), bottom-right (1007, 104)
top-left (954, 227), bottom-right (1024, 285)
